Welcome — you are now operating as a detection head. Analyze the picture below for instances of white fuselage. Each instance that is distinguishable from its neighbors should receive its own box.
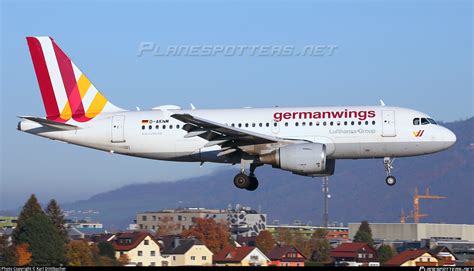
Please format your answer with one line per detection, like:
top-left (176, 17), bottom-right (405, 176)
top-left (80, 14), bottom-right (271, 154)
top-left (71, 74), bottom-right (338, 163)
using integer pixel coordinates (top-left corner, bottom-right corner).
top-left (19, 105), bottom-right (456, 165)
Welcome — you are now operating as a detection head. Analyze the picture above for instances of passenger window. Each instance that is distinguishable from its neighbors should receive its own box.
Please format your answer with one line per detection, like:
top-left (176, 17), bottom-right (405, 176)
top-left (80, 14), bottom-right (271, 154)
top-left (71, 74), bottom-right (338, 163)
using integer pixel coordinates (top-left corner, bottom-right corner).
top-left (413, 118), bottom-right (420, 125)
top-left (162, 125), bottom-right (166, 129)
top-left (323, 121), bottom-right (327, 126)
top-left (245, 123), bottom-right (249, 128)
top-left (316, 122), bottom-right (320, 126)
top-left (337, 121), bottom-right (341, 126)
top-left (344, 121), bottom-right (347, 126)
top-left (149, 125), bottom-right (152, 130)
top-left (259, 123), bottom-right (263, 127)
top-left (330, 121), bottom-right (334, 126)
top-left (141, 125), bottom-right (145, 130)
top-left (358, 121), bottom-right (362, 125)
top-left (273, 122), bottom-right (277, 127)
top-left (351, 121), bottom-right (355, 125)
top-left (169, 125), bottom-right (173, 129)
top-left (302, 122), bottom-right (306, 126)
top-left (372, 121), bottom-right (375, 125)
top-left (421, 118), bottom-right (430, 125)
top-left (295, 122), bottom-right (299, 127)
top-left (309, 122), bottom-right (313, 126)
top-left (231, 123), bottom-right (235, 127)
top-left (285, 122), bottom-right (288, 127)
top-left (365, 121), bottom-right (368, 125)
top-left (176, 125), bottom-right (180, 129)
top-left (155, 125), bottom-right (159, 129)
top-left (252, 123), bottom-right (256, 127)
top-left (266, 123), bottom-right (270, 127)
top-left (238, 123), bottom-right (242, 128)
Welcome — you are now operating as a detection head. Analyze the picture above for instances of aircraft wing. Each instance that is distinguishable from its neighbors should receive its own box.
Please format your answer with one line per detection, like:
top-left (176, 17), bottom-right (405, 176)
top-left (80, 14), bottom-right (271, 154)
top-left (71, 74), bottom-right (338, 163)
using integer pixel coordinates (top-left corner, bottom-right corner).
top-left (171, 113), bottom-right (290, 155)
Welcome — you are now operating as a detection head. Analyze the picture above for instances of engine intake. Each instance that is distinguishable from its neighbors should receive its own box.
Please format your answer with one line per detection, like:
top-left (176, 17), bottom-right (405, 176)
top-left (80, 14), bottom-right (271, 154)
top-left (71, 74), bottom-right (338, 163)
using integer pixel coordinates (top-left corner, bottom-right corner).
top-left (260, 143), bottom-right (329, 175)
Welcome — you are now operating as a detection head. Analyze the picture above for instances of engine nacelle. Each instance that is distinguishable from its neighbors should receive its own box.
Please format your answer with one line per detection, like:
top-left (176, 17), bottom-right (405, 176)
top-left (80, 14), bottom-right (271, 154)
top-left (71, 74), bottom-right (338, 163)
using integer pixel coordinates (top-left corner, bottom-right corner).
top-left (260, 143), bottom-right (332, 175)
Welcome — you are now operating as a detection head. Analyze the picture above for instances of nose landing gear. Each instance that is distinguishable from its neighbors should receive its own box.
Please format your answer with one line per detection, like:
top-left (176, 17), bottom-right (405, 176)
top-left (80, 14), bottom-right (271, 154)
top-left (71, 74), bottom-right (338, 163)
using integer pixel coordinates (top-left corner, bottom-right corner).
top-left (384, 157), bottom-right (397, 186)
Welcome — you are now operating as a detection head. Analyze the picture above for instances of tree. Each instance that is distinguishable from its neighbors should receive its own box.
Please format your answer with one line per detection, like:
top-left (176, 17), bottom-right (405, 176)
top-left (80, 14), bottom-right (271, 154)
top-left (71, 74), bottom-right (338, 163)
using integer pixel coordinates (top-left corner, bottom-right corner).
top-left (308, 229), bottom-right (331, 263)
top-left (66, 240), bottom-right (95, 266)
top-left (12, 194), bottom-right (44, 244)
top-left (353, 221), bottom-right (374, 247)
top-left (98, 242), bottom-right (116, 259)
top-left (117, 254), bottom-right (130, 266)
top-left (0, 235), bottom-right (17, 265)
top-left (275, 228), bottom-right (294, 245)
top-left (255, 230), bottom-right (275, 254)
top-left (378, 244), bottom-right (396, 263)
top-left (15, 213), bottom-right (66, 265)
top-left (15, 244), bottom-right (32, 266)
top-left (45, 199), bottom-right (68, 243)
top-left (181, 218), bottom-right (230, 254)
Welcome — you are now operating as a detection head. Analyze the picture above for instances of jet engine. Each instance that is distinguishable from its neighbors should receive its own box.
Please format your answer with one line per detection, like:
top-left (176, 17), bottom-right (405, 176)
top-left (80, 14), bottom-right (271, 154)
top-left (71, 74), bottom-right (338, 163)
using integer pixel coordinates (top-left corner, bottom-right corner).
top-left (259, 143), bottom-right (335, 176)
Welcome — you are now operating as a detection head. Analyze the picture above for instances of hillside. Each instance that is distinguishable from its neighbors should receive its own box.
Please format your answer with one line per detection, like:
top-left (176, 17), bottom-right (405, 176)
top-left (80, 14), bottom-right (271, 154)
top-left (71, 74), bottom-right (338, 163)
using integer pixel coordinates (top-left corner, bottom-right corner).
top-left (62, 118), bottom-right (474, 228)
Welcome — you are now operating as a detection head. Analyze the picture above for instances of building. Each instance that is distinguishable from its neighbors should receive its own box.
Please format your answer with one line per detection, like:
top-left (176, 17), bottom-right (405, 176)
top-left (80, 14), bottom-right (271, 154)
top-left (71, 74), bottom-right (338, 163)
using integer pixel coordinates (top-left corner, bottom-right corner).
top-left (330, 242), bottom-right (379, 266)
top-left (267, 244), bottom-right (307, 267)
top-left (136, 205), bottom-right (266, 237)
top-left (68, 227), bottom-right (109, 240)
top-left (160, 236), bottom-right (213, 266)
top-left (348, 223), bottom-right (474, 242)
top-left (385, 249), bottom-right (439, 267)
top-left (213, 246), bottom-right (270, 266)
top-left (266, 224), bottom-right (349, 244)
top-left (0, 216), bottom-right (18, 229)
top-left (66, 219), bottom-right (103, 229)
top-left (111, 232), bottom-right (164, 266)
top-left (429, 246), bottom-right (457, 266)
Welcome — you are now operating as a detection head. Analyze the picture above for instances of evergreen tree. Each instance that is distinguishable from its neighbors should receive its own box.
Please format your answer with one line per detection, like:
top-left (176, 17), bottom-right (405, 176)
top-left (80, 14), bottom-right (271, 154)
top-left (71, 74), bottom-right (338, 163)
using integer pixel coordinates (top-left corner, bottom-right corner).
top-left (353, 220), bottom-right (374, 247)
top-left (45, 199), bottom-right (68, 243)
top-left (308, 228), bottom-right (331, 263)
top-left (12, 194), bottom-right (44, 244)
top-left (98, 242), bottom-right (116, 259)
top-left (16, 213), bottom-right (66, 265)
top-left (378, 244), bottom-right (396, 263)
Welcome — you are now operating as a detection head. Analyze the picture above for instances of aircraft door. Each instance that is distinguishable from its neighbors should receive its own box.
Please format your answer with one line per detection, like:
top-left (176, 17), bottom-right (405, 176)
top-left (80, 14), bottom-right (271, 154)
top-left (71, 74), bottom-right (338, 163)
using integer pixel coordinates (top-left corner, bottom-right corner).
top-left (381, 110), bottom-right (396, 137)
top-left (111, 115), bottom-right (126, 143)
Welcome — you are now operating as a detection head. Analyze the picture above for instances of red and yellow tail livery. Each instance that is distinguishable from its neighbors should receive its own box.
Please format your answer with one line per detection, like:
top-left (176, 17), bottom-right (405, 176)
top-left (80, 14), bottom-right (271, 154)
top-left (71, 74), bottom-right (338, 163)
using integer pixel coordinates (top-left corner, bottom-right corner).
top-left (26, 36), bottom-right (122, 123)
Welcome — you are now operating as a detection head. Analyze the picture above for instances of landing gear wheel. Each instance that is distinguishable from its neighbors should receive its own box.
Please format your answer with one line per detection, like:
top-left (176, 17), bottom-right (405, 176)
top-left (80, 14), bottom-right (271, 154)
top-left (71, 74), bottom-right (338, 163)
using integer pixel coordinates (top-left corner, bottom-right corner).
top-left (246, 176), bottom-right (259, 191)
top-left (234, 173), bottom-right (250, 189)
top-left (386, 176), bottom-right (396, 186)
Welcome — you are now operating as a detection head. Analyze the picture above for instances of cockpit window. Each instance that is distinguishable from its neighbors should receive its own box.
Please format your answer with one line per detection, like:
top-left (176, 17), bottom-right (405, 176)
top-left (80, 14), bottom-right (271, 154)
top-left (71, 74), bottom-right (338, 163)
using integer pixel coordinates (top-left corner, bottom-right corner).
top-left (421, 118), bottom-right (430, 125)
top-left (413, 118), bottom-right (420, 125)
top-left (427, 118), bottom-right (437, 125)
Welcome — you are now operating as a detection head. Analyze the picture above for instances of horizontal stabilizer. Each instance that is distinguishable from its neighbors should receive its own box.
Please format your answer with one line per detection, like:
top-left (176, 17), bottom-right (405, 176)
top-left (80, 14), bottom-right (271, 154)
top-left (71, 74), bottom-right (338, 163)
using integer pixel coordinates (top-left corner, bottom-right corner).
top-left (18, 116), bottom-right (79, 131)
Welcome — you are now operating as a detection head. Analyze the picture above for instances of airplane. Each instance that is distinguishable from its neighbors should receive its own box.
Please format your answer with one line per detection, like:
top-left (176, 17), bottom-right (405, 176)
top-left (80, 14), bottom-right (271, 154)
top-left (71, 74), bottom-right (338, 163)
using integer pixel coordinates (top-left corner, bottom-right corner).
top-left (18, 36), bottom-right (457, 191)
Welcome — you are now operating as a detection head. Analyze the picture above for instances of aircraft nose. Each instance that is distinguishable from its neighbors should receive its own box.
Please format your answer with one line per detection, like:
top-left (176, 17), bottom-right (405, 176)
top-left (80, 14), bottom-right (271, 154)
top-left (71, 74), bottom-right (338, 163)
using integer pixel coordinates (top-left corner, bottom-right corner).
top-left (443, 127), bottom-right (456, 148)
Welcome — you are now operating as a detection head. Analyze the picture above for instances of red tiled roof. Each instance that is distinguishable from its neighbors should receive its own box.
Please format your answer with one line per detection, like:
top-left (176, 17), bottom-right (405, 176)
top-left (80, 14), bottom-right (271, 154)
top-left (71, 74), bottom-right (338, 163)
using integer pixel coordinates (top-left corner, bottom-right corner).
top-left (330, 242), bottom-right (376, 259)
top-left (213, 246), bottom-right (255, 263)
top-left (111, 231), bottom-right (156, 251)
top-left (267, 245), bottom-right (306, 260)
top-left (385, 249), bottom-right (434, 266)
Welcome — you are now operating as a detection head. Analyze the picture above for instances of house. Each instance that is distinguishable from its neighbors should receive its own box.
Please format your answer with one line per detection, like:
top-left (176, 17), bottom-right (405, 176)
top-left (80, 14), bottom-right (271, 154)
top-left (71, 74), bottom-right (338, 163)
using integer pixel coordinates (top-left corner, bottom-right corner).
top-left (267, 244), bottom-right (307, 266)
top-left (330, 242), bottom-right (379, 266)
top-left (213, 246), bottom-right (270, 266)
top-left (385, 249), bottom-right (439, 267)
top-left (160, 236), bottom-right (213, 266)
top-left (429, 246), bottom-right (457, 266)
top-left (111, 232), bottom-right (164, 266)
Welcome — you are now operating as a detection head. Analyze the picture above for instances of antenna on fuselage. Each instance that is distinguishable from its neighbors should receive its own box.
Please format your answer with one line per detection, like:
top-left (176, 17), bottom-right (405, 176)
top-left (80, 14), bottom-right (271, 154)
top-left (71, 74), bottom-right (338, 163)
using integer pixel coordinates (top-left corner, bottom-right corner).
top-left (379, 100), bottom-right (386, 106)
top-left (190, 103), bottom-right (196, 110)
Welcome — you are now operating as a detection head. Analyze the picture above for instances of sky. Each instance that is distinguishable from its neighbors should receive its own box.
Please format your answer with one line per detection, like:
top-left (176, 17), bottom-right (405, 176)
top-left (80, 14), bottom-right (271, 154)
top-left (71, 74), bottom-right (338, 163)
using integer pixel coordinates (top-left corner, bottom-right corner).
top-left (0, 0), bottom-right (472, 210)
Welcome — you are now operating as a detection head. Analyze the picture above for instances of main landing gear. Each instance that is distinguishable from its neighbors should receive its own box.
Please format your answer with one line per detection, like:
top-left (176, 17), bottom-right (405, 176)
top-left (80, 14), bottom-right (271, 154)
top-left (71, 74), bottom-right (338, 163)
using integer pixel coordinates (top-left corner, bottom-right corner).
top-left (233, 161), bottom-right (261, 191)
top-left (384, 157), bottom-right (397, 186)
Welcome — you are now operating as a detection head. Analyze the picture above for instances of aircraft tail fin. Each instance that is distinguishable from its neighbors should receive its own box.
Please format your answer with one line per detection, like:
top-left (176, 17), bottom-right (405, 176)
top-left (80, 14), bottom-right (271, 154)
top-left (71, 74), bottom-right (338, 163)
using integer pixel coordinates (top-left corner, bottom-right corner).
top-left (26, 36), bottom-right (124, 123)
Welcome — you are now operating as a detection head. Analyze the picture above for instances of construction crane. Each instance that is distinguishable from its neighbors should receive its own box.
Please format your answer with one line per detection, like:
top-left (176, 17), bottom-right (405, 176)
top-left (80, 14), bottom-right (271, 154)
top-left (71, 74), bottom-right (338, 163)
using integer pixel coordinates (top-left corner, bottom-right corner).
top-left (400, 187), bottom-right (446, 223)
